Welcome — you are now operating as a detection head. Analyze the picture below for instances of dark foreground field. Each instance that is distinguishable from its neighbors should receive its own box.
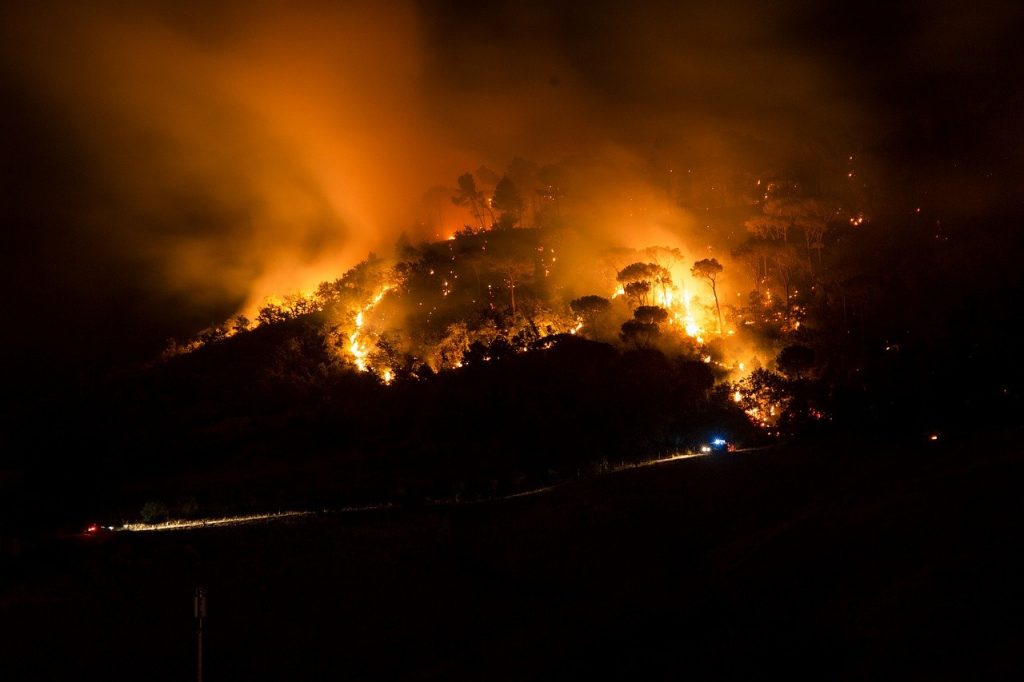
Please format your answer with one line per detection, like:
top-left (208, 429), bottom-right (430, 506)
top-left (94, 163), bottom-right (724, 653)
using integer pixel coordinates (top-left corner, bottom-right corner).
top-left (3, 430), bottom-right (1023, 680)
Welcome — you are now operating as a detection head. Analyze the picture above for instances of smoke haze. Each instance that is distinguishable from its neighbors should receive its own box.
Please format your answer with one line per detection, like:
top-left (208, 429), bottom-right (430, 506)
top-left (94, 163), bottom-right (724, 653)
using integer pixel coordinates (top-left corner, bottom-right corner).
top-left (2, 0), bottom-right (1021, 374)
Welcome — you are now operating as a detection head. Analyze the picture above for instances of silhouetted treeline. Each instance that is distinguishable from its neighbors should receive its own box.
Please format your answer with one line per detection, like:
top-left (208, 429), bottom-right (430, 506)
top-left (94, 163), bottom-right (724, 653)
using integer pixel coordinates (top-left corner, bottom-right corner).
top-left (20, 329), bottom-right (756, 529)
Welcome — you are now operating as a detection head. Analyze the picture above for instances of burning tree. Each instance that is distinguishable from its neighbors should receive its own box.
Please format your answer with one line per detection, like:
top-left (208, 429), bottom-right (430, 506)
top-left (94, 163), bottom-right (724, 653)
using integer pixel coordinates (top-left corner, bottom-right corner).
top-left (624, 281), bottom-right (651, 307)
top-left (617, 262), bottom-right (671, 308)
top-left (433, 322), bottom-right (472, 370)
top-left (731, 368), bottom-right (790, 428)
top-left (691, 258), bottom-right (724, 333)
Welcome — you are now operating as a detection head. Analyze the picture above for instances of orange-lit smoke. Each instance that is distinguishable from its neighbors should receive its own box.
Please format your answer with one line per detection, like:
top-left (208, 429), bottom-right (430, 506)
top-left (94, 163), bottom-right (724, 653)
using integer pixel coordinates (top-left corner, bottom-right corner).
top-left (1, 1), bottom-right (475, 317)
top-left (1, 0), bottom-right (877, 337)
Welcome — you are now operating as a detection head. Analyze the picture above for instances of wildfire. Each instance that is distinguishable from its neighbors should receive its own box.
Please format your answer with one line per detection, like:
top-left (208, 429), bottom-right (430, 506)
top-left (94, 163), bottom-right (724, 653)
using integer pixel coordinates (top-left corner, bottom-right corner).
top-left (348, 285), bottom-right (394, 372)
top-left (165, 231), bottom-right (782, 411)
top-left (679, 289), bottom-right (701, 337)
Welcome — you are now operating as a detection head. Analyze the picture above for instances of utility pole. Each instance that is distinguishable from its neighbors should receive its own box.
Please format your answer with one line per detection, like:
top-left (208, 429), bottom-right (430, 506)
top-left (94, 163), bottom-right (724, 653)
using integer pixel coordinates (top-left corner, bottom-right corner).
top-left (195, 587), bottom-right (207, 682)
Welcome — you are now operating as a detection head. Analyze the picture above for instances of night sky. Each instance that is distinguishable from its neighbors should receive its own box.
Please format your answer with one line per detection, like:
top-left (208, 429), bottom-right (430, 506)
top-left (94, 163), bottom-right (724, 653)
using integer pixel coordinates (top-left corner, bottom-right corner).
top-left (2, 0), bottom-right (1022, 392)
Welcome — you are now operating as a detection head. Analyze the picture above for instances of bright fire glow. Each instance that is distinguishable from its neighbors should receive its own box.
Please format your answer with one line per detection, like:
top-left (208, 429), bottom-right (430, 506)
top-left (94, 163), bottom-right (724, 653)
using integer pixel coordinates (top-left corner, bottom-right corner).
top-left (348, 285), bottom-right (394, 372)
top-left (680, 289), bottom-right (701, 337)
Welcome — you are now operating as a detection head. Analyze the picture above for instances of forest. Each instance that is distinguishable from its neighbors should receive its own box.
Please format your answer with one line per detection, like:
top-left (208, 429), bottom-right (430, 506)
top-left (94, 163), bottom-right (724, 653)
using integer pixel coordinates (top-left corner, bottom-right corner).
top-left (7, 143), bottom-right (1017, 533)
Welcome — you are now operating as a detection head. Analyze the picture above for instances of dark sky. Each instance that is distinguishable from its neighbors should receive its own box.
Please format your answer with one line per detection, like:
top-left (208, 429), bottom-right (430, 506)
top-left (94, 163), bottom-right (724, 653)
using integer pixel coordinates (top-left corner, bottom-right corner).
top-left (2, 0), bottom-right (1022, 389)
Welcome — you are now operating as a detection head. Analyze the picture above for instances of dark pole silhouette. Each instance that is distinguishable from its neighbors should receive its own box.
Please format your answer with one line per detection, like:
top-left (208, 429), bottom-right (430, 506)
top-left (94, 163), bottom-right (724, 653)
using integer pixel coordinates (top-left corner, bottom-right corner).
top-left (195, 587), bottom-right (207, 682)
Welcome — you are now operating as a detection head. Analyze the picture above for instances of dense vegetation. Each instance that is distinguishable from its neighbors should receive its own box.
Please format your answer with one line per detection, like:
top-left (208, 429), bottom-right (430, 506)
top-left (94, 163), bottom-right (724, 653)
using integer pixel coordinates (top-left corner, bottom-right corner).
top-left (6, 150), bottom-right (1023, 533)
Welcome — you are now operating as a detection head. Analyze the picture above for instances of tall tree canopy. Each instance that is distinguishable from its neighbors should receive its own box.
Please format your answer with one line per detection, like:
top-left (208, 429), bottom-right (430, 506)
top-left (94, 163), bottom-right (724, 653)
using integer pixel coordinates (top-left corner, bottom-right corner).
top-left (691, 258), bottom-right (724, 333)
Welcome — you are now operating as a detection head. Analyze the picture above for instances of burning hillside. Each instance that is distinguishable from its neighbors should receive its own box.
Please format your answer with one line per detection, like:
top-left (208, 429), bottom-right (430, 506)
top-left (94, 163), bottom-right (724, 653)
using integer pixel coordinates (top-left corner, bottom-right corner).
top-left (161, 153), bottom-right (866, 437)
top-left (4, 1), bottom-right (1021, 547)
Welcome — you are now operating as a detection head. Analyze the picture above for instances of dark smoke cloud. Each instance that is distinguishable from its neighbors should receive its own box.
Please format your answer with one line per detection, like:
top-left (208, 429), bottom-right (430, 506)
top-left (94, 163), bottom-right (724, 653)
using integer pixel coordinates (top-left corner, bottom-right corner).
top-left (2, 0), bottom-right (1021, 379)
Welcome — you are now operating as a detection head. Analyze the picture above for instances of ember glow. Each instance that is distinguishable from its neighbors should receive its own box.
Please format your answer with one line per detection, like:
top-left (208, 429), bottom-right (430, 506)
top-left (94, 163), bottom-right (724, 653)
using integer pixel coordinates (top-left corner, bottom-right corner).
top-left (347, 286), bottom-right (395, 372)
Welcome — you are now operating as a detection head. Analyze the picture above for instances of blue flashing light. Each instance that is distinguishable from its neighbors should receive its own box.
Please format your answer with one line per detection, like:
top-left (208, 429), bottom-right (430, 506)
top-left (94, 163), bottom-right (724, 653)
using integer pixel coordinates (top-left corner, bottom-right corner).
top-left (712, 438), bottom-right (726, 446)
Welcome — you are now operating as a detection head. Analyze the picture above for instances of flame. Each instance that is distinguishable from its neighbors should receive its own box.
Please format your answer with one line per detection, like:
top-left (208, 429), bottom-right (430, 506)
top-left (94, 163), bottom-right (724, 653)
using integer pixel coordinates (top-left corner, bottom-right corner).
top-left (638, 277), bottom-right (704, 339)
top-left (348, 285), bottom-right (393, 372)
top-left (167, 228), bottom-right (786, 414)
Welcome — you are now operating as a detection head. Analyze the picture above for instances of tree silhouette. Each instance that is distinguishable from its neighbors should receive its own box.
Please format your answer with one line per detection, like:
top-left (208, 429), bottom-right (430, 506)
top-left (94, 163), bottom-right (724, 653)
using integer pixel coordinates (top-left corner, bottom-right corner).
top-left (790, 198), bottom-right (833, 268)
top-left (642, 247), bottom-right (682, 303)
top-left (505, 158), bottom-right (541, 227)
top-left (633, 305), bottom-right (669, 325)
top-left (624, 281), bottom-right (651, 307)
top-left (570, 295), bottom-right (611, 323)
top-left (763, 241), bottom-right (804, 310)
top-left (746, 197), bottom-right (835, 272)
top-left (744, 211), bottom-right (791, 241)
top-left (492, 176), bottom-right (524, 229)
top-left (451, 173), bottom-right (492, 230)
top-left (777, 344), bottom-right (815, 380)
top-left (617, 262), bottom-right (662, 285)
top-left (617, 262), bottom-right (671, 308)
top-left (257, 302), bottom-right (288, 326)
top-left (691, 258), bottom-right (724, 333)
top-left (537, 163), bottom-right (565, 225)
top-left (231, 315), bottom-right (251, 335)
top-left (493, 257), bottom-right (533, 318)
top-left (733, 238), bottom-right (772, 295)
top-left (620, 320), bottom-right (660, 348)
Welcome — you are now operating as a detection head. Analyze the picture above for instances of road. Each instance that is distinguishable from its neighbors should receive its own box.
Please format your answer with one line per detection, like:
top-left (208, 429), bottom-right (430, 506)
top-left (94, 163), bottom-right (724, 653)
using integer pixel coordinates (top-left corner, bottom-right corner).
top-left (113, 444), bottom-right (771, 533)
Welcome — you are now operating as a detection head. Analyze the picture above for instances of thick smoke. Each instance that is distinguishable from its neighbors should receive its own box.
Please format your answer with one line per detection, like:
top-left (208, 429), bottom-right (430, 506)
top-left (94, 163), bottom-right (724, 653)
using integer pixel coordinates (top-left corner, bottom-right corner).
top-left (2, 1), bottom-right (459, 320)
top-left (2, 0), bottom-right (1020, 368)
